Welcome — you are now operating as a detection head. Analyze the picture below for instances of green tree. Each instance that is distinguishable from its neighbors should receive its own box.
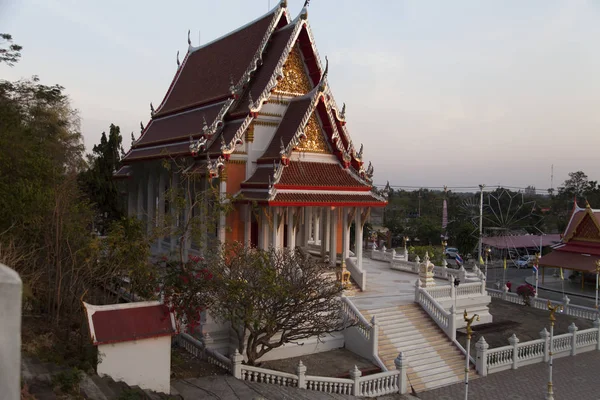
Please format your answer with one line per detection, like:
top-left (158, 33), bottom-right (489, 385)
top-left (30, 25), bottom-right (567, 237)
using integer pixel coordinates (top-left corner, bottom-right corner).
top-left (79, 123), bottom-right (125, 234)
top-left (0, 33), bottom-right (22, 66)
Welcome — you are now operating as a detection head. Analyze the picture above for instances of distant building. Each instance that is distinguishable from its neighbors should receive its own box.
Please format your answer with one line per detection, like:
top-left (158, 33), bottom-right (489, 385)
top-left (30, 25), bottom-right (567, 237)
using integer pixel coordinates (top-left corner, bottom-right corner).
top-left (83, 301), bottom-right (176, 394)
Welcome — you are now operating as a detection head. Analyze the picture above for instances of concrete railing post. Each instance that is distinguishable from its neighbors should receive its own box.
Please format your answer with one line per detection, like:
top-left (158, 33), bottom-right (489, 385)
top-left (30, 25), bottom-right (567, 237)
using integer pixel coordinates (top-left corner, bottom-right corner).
top-left (0, 264), bottom-right (22, 400)
top-left (296, 361), bottom-right (307, 389)
top-left (414, 279), bottom-right (422, 302)
top-left (350, 365), bottom-right (362, 396)
top-left (475, 336), bottom-right (489, 377)
top-left (502, 285), bottom-right (508, 301)
top-left (449, 306), bottom-right (456, 341)
top-left (371, 316), bottom-right (379, 358)
top-left (594, 318), bottom-right (600, 351)
top-left (540, 328), bottom-right (550, 362)
top-left (459, 266), bottom-right (466, 281)
top-left (394, 352), bottom-right (408, 394)
top-left (231, 349), bottom-right (244, 379)
top-left (563, 295), bottom-right (571, 314)
top-left (568, 323), bottom-right (578, 356)
top-left (508, 334), bottom-right (520, 369)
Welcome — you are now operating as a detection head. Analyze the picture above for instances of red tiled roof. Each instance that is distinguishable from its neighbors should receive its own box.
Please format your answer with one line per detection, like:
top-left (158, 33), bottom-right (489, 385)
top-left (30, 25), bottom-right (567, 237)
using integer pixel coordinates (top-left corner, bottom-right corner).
top-left (553, 241), bottom-right (600, 256)
top-left (241, 166), bottom-right (274, 188)
top-left (481, 234), bottom-right (561, 250)
top-left (238, 190), bottom-right (271, 202)
top-left (136, 102), bottom-right (224, 148)
top-left (539, 250), bottom-right (600, 272)
top-left (270, 192), bottom-right (386, 207)
top-left (155, 10), bottom-right (282, 117)
top-left (276, 162), bottom-right (369, 190)
top-left (208, 119), bottom-right (246, 153)
top-left (86, 303), bottom-right (176, 345)
top-left (260, 95), bottom-right (312, 160)
top-left (113, 165), bottom-right (132, 179)
top-left (122, 142), bottom-right (190, 163)
top-left (229, 25), bottom-right (297, 117)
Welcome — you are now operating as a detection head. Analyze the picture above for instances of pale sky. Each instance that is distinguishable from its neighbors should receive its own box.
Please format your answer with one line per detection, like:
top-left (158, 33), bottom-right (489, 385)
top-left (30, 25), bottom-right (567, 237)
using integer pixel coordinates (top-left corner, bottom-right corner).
top-left (1, 0), bottom-right (599, 191)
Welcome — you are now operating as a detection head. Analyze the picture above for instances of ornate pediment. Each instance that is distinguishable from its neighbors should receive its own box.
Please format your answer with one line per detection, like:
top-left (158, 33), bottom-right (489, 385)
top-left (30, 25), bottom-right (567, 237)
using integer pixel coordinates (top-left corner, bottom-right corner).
top-left (294, 113), bottom-right (330, 153)
top-left (570, 212), bottom-right (600, 242)
top-left (275, 45), bottom-right (312, 96)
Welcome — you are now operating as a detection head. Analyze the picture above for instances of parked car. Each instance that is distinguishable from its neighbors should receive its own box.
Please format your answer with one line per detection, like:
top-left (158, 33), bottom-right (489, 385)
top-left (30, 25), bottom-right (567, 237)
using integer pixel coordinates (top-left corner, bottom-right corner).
top-left (513, 255), bottom-right (536, 269)
top-left (444, 247), bottom-right (460, 259)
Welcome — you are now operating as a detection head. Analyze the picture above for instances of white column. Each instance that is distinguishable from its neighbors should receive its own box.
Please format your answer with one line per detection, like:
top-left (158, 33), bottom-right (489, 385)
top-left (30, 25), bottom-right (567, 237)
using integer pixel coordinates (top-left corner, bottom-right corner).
top-left (244, 204), bottom-right (252, 247)
top-left (272, 207), bottom-right (279, 249)
top-left (127, 180), bottom-right (137, 218)
top-left (324, 207), bottom-right (331, 251)
top-left (320, 208), bottom-right (326, 259)
top-left (356, 209), bottom-right (363, 270)
top-left (287, 208), bottom-right (295, 249)
top-left (304, 207), bottom-right (312, 246)
top-left (314, 209), bottom-right (320, 244)
top-left (136, 179), bottom-right (144, 221)
top-left (157, 171), bottom-right (166, 251)
top-left (146, 172), bottom-right (155, 235)
top-left (170, 170), bottom-right (179, 252)
top-left (341, 207), bottom-right (348, 263)
top-left (329, 208), bottom-right (338, 266)
top-left (218, 178), bottom-right (227, 243)
top-left (0, 264), bottom-right (22, 400)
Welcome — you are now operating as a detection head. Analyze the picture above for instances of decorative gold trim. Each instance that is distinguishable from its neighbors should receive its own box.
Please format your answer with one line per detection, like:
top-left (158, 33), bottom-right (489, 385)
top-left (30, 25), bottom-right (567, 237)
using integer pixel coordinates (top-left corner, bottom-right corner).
top-left (258, 111), bottom-right (283, 118)
top-left (219, 167), bottom-right (228, 182)
top-left (266, 99), bottom-right (290, 106)
top-left (273, 90), bottom-right (307, 96)
top-left (227, 159), bottom-right (247, 164)
top-left (275, 45), bottom-right (312, 95)
top-left (254, 120), bottom-right (280, 127)
top-left (295, 112), bottom-right (329, 153)
top-left (246, 123), bottom-right (254, 142)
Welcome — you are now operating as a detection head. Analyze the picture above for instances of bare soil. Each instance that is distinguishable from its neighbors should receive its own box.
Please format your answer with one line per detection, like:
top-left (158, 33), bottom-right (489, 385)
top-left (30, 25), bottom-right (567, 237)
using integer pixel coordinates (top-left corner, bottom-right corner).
top-left (457, 297), bottom-right (595, 350)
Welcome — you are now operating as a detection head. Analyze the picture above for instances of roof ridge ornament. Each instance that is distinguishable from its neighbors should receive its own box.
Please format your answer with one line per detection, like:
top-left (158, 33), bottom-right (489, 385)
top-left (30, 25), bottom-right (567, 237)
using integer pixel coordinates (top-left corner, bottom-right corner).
top-left (202, 114), bottom-right (208, 134)
top-left (176, 50), bottom-right (180, 67)
top-left (140, 121), bottom-right (145, 132)
top-left (318, 56), bottom-right (328, 92)
top-left (150, 102), bottom-right (155, 116)
top-left (187, 29), bottom-right (191, 46)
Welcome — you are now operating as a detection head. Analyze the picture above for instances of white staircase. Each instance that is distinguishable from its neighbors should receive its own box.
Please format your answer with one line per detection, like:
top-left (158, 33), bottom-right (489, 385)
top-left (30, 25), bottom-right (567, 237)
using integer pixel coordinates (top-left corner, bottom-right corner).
top-left (362, 303), bottom-right (476, 393)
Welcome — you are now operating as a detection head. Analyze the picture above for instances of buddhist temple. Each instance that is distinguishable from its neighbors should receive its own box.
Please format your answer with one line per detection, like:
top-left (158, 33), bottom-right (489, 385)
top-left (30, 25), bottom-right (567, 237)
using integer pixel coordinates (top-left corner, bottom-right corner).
top-left (115, 0), bottom-right (387, 269)
top-left (539, 200), bottom-right (600, 285)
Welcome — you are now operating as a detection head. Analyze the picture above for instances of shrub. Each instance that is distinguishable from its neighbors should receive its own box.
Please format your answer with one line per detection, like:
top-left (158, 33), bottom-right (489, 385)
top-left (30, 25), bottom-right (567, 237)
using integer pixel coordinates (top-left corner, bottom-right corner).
top-left (52, 367), bottom-right (82, 394)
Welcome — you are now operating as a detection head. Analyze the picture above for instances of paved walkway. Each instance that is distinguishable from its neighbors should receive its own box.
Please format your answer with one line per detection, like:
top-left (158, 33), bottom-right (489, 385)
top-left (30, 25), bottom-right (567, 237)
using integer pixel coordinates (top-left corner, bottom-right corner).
top-left (348, 258), bottom-right (448, 310)
top-left (418, 350), bottom-right (600, 400)
top-left (525, 275), bottom-right (599, 300)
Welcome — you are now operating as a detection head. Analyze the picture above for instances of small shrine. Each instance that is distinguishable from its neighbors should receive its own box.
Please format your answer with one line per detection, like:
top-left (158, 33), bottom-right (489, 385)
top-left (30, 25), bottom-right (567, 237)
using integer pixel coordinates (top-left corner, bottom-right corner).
top-left (419, 252), bottom-right (436, 287)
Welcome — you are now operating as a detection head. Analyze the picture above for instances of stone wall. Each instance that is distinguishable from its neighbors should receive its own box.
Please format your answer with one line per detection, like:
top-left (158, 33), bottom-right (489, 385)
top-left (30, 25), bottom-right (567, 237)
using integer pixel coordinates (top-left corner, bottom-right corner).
top-left (0, 264), bottom-right (22, 400)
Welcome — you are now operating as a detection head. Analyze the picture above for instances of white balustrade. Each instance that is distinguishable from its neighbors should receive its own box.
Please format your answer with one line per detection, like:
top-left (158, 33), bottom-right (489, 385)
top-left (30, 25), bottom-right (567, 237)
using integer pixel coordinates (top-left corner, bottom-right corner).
top-left (240, 364), bottom-right (299, 387)
top-left (305, 376), bottom-right (353, 394)
top-left (358, 370), bottom-right (401, 397)
top-left (178, 333), bottom-right (232, 373)
top-left (479, 322), bottom-right (600, 375)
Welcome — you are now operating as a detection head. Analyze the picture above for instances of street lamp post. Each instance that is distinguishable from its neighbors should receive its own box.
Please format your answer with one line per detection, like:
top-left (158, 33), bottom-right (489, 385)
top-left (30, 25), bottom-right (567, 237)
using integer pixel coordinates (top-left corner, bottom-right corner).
top-left (463, 310), bottom-right (479, 400)
top-left (535, 253), bottom-right (540, 297)
top-left (546, 300), bottom-right (562, 400)
top-left (484, 247), bottom-right (491, 281)
top-left (595, 260), bottom-right (600, 310)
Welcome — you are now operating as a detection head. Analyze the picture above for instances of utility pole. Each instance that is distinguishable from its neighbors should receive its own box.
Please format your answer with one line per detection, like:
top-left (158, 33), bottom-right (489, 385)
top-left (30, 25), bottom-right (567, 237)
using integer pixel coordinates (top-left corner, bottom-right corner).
top-left (478, 184), bottom-right (485, 260)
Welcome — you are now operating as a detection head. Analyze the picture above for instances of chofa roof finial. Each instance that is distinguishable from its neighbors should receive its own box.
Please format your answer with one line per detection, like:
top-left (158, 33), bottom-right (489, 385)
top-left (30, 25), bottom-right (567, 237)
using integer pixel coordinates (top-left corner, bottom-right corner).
top-left (341, 102), bottom-right (346, 118)
top-left (303, 0), bottom-right (310, 7)
top-left (131, 132), bottom-right (135, 143)
top-left (140, 121), bottom-right (144, 132)
top-left (319, 56), bottom-right (329, 85)
top-left (150, 102), bottom-right (155, 116)
top-left (187, 29), bottom-right (191, 46)
top-left (176, 51), bottom-right (180, 67)
top-left (280, 137), bottom-right (286, 155)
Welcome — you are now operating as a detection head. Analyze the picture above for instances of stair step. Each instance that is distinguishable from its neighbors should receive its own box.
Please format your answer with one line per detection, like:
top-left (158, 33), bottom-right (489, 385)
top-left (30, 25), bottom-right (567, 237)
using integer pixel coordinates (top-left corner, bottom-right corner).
top-left (91, 375), bottom-right (116, 398)
top-left (378, 337), bottom-right (450, 353)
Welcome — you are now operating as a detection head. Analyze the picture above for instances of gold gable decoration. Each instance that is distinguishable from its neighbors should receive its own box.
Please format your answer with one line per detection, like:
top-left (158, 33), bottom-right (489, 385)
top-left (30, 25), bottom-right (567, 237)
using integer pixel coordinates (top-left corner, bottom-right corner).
top-left (295, 113), bottom-right (329, 153)
top-left (572, 213), bottom-right (600, 242)
top-left (275, 46), bottom-right (312, 95)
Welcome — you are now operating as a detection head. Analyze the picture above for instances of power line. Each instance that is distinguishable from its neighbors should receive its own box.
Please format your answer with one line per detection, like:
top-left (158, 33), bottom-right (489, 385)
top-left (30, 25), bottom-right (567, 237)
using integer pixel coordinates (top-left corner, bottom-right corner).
top-left (374, 183), bottom-right (557, 193)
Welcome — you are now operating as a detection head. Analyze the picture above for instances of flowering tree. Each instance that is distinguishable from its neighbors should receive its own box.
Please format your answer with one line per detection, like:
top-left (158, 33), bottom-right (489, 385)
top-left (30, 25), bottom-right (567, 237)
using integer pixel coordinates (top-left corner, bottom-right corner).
top-left (207, 242), bottom-right (350, 366)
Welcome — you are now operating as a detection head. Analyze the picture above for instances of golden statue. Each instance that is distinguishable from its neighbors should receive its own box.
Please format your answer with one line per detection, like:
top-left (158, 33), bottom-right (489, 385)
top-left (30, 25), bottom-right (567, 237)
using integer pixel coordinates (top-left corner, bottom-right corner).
top-left (547, 300), bottom-right (562, 324)
top-left (463, 310), bottom-right (480, 339)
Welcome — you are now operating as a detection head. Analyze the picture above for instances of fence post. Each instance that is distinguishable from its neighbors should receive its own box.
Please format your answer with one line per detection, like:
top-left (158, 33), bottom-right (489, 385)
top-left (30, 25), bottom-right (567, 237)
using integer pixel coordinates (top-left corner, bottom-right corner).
top-left (414, 279), bottom-right (422, 302)
top-left (350, 365), bottom-right (362, 396)
top-left (508, 334), bottom-right (520, 370)
top-left (568, 323), bottom-right (578, 356)
top-left (502, 285), bottom-right (508, 301)
top-left (475, 336), bottom-right (489, 377)
top-left (449, 306), bottom-right (456, 341)
top-left (371, 315), bottom-right (379, 358)
top-left (539, 328), bottom-right (550, 362)
top-left (231, 349), bottom-right (243, 379)
top-left (296, 361), bottom-right (307, 389)
top-left (442, 259), bottom-right (448, 279)
top-left (563, 295), bottom-right (570, 315)
top-left (394, 352), bottom-right (408, 394)
top-left (459, 266), bottom-right (466, 281)
top-left (594, 318), bottom-right (600, 351)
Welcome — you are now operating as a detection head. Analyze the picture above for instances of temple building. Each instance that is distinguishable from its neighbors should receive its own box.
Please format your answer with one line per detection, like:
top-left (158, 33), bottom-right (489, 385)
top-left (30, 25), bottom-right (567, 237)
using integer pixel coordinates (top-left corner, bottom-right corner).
top-left (539, 201), bottom-right (600, 285)
top-left (115, 1), bottom-right (387, 269)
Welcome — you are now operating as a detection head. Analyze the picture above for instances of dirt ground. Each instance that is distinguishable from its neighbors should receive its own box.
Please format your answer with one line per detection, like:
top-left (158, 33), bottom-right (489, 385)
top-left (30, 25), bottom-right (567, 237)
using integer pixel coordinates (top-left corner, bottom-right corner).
top-left (457, 297), bottom-right (595, 350)
top-left (261, 348), bottom-right (378, 378)
top-left (170, 346), bottom-right (229, 379)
